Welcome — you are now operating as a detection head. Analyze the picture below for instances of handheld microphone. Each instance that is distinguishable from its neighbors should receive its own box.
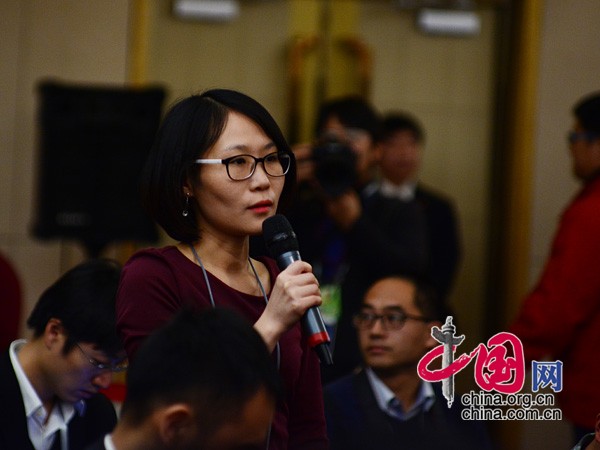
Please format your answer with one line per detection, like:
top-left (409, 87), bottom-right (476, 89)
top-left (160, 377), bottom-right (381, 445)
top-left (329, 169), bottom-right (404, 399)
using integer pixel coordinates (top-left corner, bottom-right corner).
top-left (263, 215), bottom-right (333, 365)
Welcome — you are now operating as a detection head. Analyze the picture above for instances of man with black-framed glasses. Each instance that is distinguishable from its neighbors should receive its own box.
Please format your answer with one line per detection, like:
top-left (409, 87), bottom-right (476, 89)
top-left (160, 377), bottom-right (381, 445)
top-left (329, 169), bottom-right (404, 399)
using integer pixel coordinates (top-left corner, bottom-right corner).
top-left (324, 276), bottom-right (492, 450)
top-left (0, 258), bottom-right (126, 450)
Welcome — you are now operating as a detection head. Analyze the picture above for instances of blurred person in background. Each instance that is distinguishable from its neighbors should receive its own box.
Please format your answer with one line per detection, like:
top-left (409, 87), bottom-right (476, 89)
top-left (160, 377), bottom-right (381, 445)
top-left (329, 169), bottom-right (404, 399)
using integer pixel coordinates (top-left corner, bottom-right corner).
top-left (376, 112), bottom-right (461, 304)
top-left (286, 97), bottom-right (430, 383)
top-left (510, 91), bottom-right (600, 444)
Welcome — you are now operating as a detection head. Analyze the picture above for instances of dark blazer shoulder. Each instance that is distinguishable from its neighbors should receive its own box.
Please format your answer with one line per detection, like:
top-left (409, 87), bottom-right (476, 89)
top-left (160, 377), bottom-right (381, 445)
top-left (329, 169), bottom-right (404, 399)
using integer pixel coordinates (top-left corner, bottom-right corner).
top-left (0, 350), bottom-right (116, 450)
top-left (324, 370), bottom-right (373, 410)
top-left (0, 349), bottom-right (34, 450)
top-left (324, 371), bottom-right (357, 396)
top-left (324, 371), bottom-right (396, 450)
top-left (416, 184), bottom-right (456, 210)
top-left (83, 436), bottom-right (108, 450)
top-left (428, 383), bottom-right (494, 450)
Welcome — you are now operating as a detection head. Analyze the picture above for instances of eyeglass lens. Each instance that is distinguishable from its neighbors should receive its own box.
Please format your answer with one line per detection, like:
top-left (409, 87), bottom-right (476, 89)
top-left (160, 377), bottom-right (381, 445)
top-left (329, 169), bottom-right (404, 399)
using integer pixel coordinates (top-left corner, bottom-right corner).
top-left (77, 343), bottom-right (128, 372)
top-left (568, 131), bottom-right (598, 144)
top-left (227, 152), bottom-right (290, 180)
top-left (354, 311), bottom-right (407, 330)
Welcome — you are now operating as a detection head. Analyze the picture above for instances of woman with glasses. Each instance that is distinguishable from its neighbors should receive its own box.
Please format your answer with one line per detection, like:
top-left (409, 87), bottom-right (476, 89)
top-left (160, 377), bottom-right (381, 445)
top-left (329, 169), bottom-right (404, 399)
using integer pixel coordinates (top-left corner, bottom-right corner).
top-left (115, 89), bottom-right (328, 450)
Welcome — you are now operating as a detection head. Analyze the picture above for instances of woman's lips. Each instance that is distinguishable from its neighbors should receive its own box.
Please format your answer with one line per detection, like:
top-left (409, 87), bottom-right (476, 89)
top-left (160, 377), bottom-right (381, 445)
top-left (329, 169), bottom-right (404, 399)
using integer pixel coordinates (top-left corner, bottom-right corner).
top-left (249, 200), bottom-right (273, 213)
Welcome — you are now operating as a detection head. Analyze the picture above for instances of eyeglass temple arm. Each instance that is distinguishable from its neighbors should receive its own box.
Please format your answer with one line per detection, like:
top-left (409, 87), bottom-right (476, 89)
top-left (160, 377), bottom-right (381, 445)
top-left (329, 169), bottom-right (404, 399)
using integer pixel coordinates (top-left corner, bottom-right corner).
top-left (194, 159), bottom-right (223, 164)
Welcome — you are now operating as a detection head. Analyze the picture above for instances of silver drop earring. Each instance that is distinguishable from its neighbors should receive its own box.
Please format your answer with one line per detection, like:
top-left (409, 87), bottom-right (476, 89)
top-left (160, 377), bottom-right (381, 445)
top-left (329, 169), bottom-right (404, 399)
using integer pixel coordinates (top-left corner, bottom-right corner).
top-left (182, 194), bottom-right (190, 217)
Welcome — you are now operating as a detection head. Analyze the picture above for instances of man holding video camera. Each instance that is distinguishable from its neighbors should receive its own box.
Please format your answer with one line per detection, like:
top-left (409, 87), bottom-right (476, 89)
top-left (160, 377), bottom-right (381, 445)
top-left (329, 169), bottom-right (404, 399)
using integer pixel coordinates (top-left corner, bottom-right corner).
top-left (287, 96), bottom-right (428, 383)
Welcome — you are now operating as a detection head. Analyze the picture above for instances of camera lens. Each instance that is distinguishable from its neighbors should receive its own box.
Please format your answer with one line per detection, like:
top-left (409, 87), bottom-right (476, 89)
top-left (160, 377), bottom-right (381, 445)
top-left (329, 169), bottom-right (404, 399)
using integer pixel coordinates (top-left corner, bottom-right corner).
top-left (312, 139), bottom-right (357, 197)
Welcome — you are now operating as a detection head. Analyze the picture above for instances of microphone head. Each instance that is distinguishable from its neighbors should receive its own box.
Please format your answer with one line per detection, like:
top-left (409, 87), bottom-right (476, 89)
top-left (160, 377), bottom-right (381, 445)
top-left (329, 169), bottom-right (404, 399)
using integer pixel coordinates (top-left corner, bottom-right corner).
top-left (262, 215), bottom-right (299, 258)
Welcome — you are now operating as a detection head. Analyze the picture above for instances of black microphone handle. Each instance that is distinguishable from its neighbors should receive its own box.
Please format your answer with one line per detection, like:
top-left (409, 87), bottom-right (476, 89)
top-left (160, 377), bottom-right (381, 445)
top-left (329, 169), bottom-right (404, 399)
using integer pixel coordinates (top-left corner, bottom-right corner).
top-left (275, 251), bottom-right (333, 365)
top-left (275, 250), bottom-right (301, 269)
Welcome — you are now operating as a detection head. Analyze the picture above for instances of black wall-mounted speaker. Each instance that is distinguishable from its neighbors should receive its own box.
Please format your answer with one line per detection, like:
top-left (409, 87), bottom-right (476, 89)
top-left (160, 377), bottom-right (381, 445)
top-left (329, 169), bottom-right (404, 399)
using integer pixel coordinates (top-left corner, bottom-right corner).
top-left (32, 80), bottom-right (167, 257)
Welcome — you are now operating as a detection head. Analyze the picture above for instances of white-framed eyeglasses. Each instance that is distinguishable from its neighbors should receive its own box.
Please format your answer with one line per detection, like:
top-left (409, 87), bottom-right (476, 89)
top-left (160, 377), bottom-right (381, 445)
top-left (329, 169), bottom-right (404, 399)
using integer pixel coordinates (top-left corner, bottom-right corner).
top-left (194, 151), bottom-right (291, 181)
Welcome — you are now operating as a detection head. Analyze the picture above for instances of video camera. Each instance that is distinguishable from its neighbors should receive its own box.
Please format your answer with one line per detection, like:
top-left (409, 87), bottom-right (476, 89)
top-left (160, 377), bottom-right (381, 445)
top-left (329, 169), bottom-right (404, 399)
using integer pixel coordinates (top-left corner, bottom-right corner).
top-left (312, 137), bottom-right (357, 197)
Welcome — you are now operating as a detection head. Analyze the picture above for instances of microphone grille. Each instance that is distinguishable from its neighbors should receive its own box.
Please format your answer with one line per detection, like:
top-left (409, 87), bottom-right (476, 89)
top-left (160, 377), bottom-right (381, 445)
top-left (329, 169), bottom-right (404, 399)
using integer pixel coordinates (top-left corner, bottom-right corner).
top-left (262, 215), bottom-right (299, 257)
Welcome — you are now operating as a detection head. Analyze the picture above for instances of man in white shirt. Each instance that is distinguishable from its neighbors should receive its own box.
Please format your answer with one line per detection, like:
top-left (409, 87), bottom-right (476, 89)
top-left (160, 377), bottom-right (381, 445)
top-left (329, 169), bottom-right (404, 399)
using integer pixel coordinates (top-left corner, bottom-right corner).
top-left (0, 258), bottom-right (127, 450)
top-left (85, 308), bottom-right (281, 450)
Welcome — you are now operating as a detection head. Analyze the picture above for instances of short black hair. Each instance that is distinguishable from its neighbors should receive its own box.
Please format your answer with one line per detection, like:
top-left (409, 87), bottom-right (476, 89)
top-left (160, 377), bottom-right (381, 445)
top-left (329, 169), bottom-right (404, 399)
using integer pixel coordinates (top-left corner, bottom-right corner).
top-left (26, 258), bottom-right (123, 357)
top-left (120, 308), bottom-right (282, 436)
top-left (413, 279), bottom-right (448, 323)
top-left (365, 275), bottom-right (447, 323)
top-left (379, 112), bottom-right (424, 144)
top-left (140, 89), bottom-right (297, 243)
top-left (315, 95), bottom-right (381, 141)
top-left (574, 92), bottom-right (600, 135)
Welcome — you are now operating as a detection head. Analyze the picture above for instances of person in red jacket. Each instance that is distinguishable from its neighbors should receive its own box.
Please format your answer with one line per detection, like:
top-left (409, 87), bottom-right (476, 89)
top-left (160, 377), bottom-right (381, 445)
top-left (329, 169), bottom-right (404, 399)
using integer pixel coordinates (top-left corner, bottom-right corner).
top-left (0, 252), bottom-right (21, 351)
top-left (510, 91), bottom-right (600, 444)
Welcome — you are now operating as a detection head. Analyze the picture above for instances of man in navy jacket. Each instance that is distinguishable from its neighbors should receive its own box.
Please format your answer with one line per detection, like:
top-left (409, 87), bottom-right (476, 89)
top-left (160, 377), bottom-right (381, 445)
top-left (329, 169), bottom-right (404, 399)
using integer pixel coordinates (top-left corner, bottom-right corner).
top-left (324, 276), bottom-right (491, 450)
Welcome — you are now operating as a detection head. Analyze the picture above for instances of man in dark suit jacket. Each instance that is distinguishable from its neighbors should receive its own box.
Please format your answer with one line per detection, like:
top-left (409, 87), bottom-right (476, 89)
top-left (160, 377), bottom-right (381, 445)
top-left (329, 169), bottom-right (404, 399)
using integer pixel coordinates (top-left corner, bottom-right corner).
top-left (376, 112), bottom-right (461, 302)
top-left (0, 259), bottom-right (126, 450)
top-left (84, 309), bottom-right (282, 450)
top-left (324, 276), bottom-right (491, 450)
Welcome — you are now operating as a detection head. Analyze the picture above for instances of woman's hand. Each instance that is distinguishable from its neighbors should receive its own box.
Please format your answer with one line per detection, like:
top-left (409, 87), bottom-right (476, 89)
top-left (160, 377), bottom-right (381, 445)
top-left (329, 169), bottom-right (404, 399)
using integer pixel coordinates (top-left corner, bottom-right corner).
top-left (254, 260), bottom-right (321, 351)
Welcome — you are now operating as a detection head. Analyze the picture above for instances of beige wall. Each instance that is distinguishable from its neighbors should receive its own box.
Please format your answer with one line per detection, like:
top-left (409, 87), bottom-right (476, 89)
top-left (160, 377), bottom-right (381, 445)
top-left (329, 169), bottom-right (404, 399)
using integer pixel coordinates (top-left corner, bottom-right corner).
top-left (0, 0), bottom-right (131, 334)
top-left (2, 1), bottom-right (600, 447)
top-left (360, 3), bottom-right (497, 349)
top-left (144, 1), bottom-right (291, 125)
